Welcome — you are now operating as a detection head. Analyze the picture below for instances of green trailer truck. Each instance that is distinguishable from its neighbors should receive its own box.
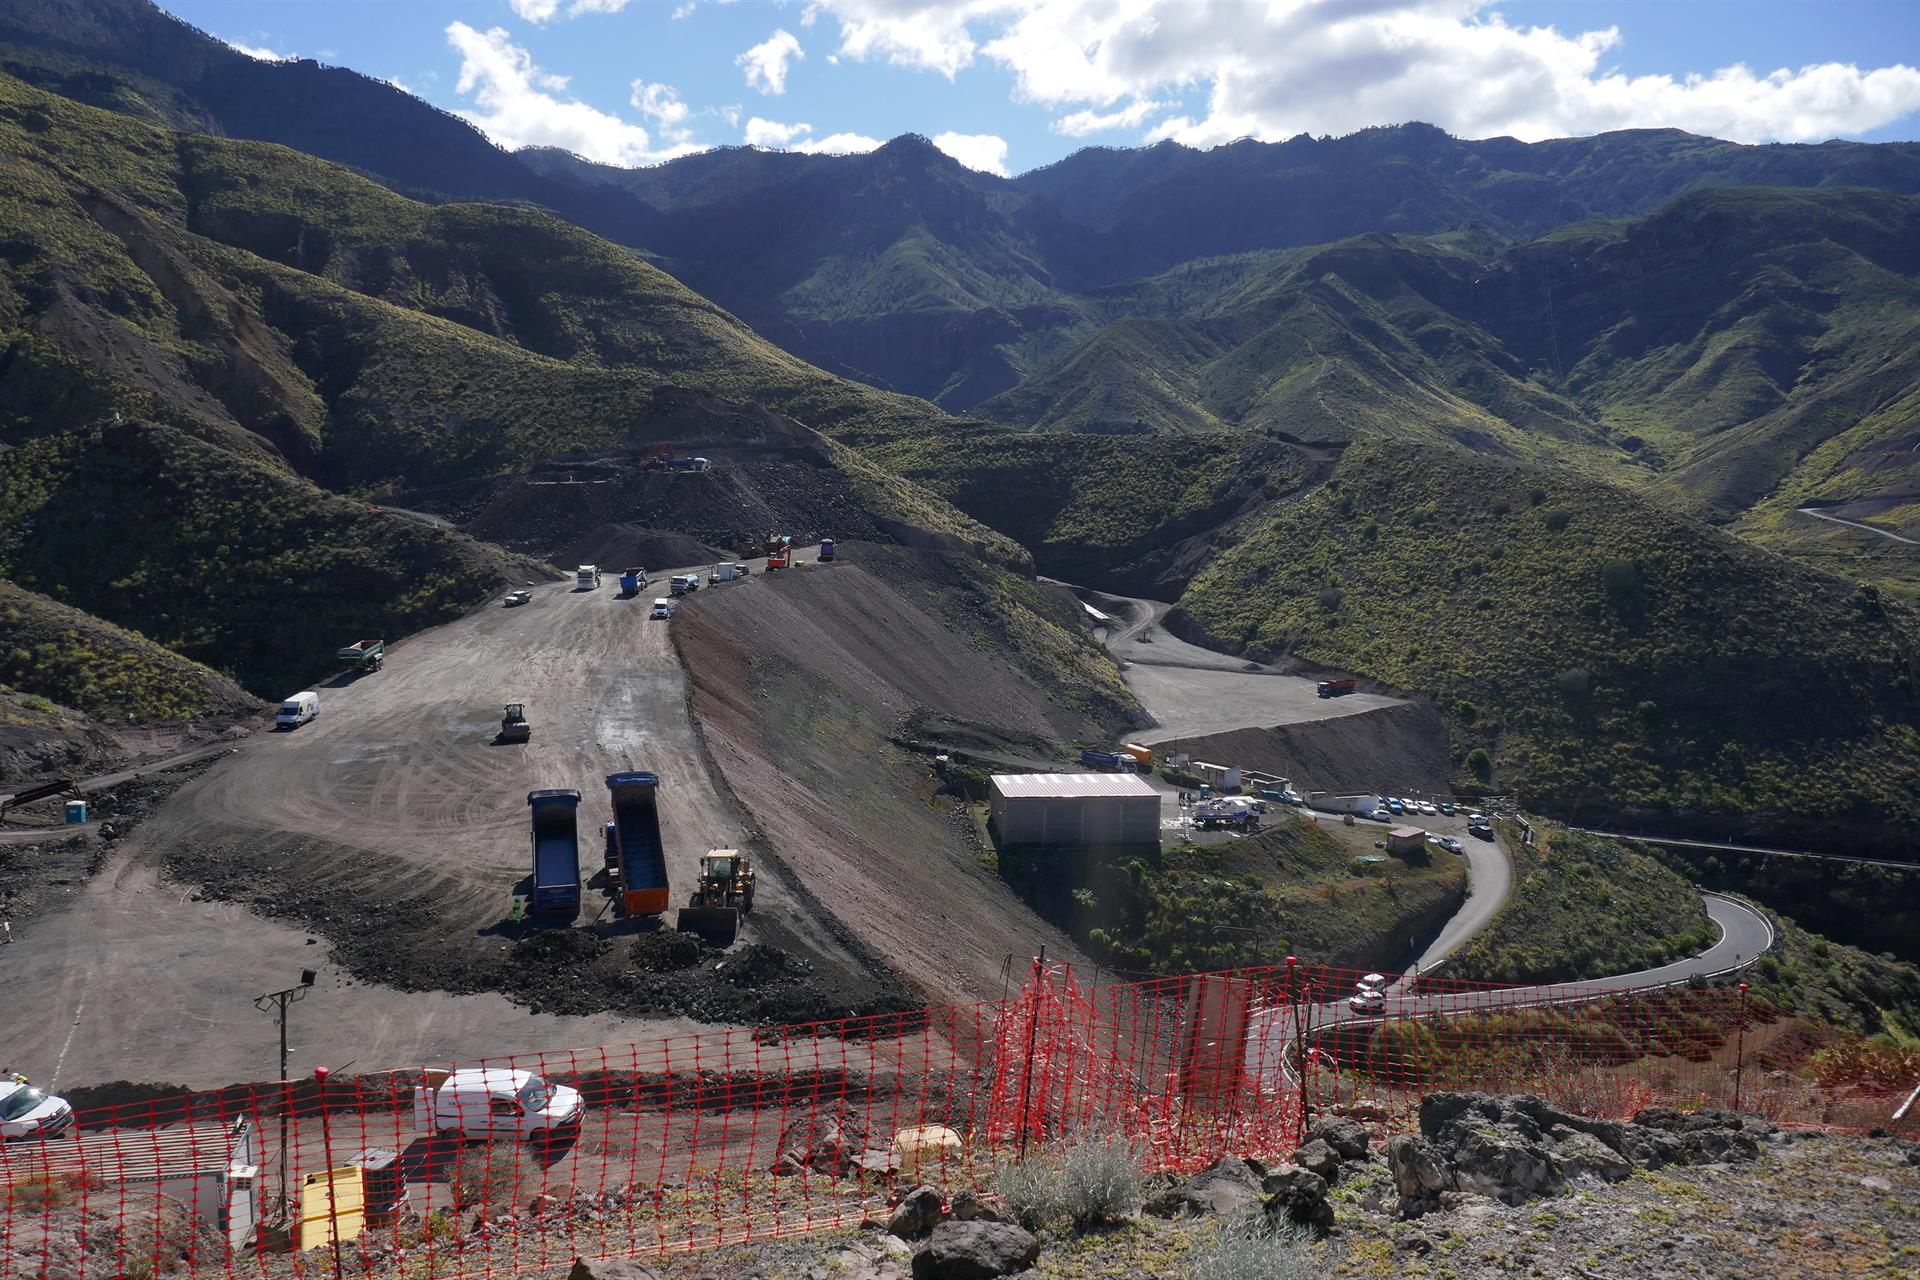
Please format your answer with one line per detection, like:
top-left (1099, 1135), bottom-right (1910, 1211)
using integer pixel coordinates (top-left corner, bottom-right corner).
top-left (338, 639), bottom-right (385, 672)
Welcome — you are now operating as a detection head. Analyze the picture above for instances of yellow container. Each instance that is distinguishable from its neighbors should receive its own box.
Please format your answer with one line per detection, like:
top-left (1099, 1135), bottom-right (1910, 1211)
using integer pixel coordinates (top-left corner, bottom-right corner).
top-left (893, 1125), bottom-right (962, 1180)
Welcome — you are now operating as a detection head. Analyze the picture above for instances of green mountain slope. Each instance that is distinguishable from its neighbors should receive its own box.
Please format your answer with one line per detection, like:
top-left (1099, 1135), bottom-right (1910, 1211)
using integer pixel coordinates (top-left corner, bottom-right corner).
top-left (1172, 439), bottom-right (1920, 852)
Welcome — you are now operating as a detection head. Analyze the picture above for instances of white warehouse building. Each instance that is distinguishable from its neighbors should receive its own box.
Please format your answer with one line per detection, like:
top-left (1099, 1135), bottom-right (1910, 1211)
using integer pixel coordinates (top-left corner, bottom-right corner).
top-left (988, 773), bottom-right (1161, 849)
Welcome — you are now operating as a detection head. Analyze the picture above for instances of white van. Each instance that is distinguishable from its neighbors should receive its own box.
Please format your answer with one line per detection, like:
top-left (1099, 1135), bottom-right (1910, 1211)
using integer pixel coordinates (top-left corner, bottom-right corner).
top-left (414, 1067), bottom-right (583, 1140)
top-left (275, 691), bottom-right (319, 729)
top-left (650, 597), bottom-right (675, 619)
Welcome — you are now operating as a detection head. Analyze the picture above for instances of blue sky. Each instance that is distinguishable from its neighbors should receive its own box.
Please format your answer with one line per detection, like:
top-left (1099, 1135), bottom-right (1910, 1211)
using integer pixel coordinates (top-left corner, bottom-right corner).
top-left (159, 0), bottom-right (1920, 177)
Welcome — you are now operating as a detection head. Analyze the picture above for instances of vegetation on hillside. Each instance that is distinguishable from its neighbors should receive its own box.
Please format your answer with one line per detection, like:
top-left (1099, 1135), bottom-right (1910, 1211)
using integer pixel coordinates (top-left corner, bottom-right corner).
top-left (0, 578), bottom-right (258, 723)
top-left (1175, 440), bottom-right (1920, 840)
top-left (0, 420), bottom-right (534, 695)
top-left (1441, 825), bottom-right (1714, 985)
top-left (1000, 814), bottom-right (1465, 975)
top-left (1747, 911), bottom-right (1920, 1041)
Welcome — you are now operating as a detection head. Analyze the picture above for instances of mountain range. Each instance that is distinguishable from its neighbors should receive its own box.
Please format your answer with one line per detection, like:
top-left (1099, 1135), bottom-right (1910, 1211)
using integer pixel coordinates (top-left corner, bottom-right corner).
top-left (1, 0), bottom-right (1918, 850)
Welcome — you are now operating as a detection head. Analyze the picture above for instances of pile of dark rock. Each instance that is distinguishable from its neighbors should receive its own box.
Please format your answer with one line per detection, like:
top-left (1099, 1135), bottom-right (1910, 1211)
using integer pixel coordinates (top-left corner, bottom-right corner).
top-left (1385, 1091), bottom-right (1770, 1217)
top-left (1139, 1115), bottom-right (1364, 1238)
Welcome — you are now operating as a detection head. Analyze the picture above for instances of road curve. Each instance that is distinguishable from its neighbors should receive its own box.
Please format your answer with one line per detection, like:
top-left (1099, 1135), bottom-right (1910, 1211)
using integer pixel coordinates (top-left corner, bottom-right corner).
top-left (1254, 893), bottom-right (1775, 1086)
top-left (1573, 827), bottom-right (1920, 872)
top-left (1796, 506), bottom-right (1919, 546)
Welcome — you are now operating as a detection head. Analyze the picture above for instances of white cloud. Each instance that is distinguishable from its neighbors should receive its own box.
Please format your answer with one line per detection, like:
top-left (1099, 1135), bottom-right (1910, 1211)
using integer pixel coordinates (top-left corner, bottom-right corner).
top-left (805, 0), bottom-right (1920, 145)
top-left (631, 81), bottom-right (692, 143)
top-left (1052, 98), bottom-right (1166, 137)
top-left (745, 116), bottom-right (812, 147)
top-left (508, 0), bottom-right (560, 22)
top-left (225, 38), bottom-right (289, 62)
top-left (383, 75), bottom-right (413, 95)
top-left (569, 0), bottom-right (634, 14)
top-left (932, 130), bottom-right (1010, 175)
top-left (743, 117), bottom-right (882, 154)
top-left (737, 28), bottom-right (805, 95)
top-left (444, 22), bottom-right (703, 165)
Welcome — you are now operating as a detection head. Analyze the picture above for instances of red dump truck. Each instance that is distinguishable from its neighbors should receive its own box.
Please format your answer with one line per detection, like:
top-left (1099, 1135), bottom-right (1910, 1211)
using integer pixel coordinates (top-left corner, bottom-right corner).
top-left (1317, 678), bottom-right (1357, 698)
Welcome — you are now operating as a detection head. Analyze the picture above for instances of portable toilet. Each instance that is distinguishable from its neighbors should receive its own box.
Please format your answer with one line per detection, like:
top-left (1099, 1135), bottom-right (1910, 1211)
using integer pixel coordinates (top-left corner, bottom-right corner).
top-left (64, 799), bottom-right (87, 824)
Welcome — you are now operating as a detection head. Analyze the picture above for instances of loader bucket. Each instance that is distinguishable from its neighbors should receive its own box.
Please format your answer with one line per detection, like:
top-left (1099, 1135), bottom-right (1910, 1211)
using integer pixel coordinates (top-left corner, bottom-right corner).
top-left (676, 905), bottom-right (739, 946)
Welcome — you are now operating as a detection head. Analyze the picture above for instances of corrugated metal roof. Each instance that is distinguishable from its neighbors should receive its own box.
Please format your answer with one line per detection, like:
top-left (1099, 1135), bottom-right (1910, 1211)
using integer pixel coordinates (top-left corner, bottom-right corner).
top-left (991, 773), bottom-right (1159, 800)
top-left (1389, 825), bottom-right (1426, 839)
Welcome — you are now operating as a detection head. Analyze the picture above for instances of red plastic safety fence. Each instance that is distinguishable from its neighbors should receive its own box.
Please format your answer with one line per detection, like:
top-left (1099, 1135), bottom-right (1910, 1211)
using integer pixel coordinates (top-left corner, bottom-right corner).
top-left (1, 958), bottom-right (1911, 1280)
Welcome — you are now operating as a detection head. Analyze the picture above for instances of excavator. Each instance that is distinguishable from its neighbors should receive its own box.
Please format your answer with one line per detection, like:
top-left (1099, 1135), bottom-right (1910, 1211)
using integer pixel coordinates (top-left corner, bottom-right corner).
top-left (676, 848), bottom-right (755, 945)
top-left (763, 533), bottom-right (792, 571)
top-left (497, 702), bottom-right (531, 744)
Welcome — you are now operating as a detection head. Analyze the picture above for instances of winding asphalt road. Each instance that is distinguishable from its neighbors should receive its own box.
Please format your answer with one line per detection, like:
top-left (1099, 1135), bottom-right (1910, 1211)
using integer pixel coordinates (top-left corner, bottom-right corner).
top-left (1796, 506), bottom-right (1919, 546)
top-left (1253, 893), bottom-right (1775, 1087)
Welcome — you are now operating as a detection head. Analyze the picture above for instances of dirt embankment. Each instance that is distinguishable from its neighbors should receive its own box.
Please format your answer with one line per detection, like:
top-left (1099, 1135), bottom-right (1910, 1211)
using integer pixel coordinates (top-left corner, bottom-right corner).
top-left (1147, 702), bottom-right (1454, 797)
top-left (676, 543), bottom-right (1127, 1004)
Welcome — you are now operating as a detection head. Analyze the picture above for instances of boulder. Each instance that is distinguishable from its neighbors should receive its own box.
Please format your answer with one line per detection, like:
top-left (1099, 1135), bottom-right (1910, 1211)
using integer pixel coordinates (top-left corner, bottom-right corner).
top-left (773, 1108), bottom-right (867, 1177)
top-left (1448, 1126), bottom-right (1563, 1205)
top-left (1551, 1128), bottom-right (1633, 1184)
top-left (910, 1221), bottom-right (1040, 1279)
top-left (949, 1190), bottom-right (1003, 1223)
top-left (1142, 1157), bottom-right (1264, 1219)
top-left (1292, 1138), bottom-right (1342, 1183)
top-left (888, 1185), bottom-right (946, 1239)
top-left (1260, 1164), bottom-right (1333, 1237)
top-left (1307, 1116), bottom-right (1372, 1161)
top-left (569, 1259), bottom-right (661, 1280)
top-left (1385, 1134), bottom-right (1455, 1217)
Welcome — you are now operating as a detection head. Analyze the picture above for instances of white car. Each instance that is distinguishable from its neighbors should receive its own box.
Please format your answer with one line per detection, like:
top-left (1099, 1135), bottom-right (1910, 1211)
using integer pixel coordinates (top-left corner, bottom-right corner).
top-left (1348, 977), bottom-right (1387, 1014)
top-left (1, 1080), bottom-right (74, 1140)
top-left (416, 1068), bottom-right (582, 1141)
top-left (1369, 807), bottom-right (1391, 822)
top-left (503, 590), bottom-right (531, 607)
top-left (649, 597), bottom-right (675, 619)
top-left (1429, 834), bottom-right (1464, 854)
top-left (1417, 800), bottom-right (1438, 816)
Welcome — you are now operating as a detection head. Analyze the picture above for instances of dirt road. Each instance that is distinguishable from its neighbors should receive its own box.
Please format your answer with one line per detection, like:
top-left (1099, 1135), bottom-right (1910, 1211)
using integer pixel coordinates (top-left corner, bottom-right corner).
top-left (1, 571), bottom-right (871, 1089)
top-left (1078, 591), bottom-right (1403, 743)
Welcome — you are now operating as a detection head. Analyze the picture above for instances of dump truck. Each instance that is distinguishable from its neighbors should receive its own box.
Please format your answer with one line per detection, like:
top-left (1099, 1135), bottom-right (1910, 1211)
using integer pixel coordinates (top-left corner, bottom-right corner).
top-left (498, 703), bottom-right (531, 744)
top-left (1120, 743), bottom-right (1153, 769)
top-left (576, 565), bottom-right (602, 590)
top-left (619, 568), bottom-right (646, 596)
top-left (817, 538), bottom-right (836, 562)
top-left (665, 456), bottom-right (710, 472)
top-left (337, 639), bottom-right (384, 673)
top-left (1079, 748), bottom-right (1134, 772)
top-left (676, 848), bottom-right (755, 945)
top-left (526, 789), bottom-right (583, 916)
top-left (1317, 678), bottom-right (1356, 698)
top-left (604, 772), bottom-right (669, 917)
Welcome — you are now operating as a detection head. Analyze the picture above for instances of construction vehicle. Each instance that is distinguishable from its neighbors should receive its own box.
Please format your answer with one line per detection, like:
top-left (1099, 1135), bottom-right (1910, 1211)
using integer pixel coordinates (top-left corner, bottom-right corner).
top-left (676, 848), bottom-right (755, 944)
top-left (1317, 678), bottom-right (1356, 698)
top-left (763, 533), bottom-right (793, 571)
top-left (576, 565), bottom-right (602, 590)
top-left (665, 456), bottom-right (710, 473)
top-left (337, 639), bottom-right (384, 672)
top-left (498, 703), bottom-right (531, 744)
top-left (619, 568), bottom-right (646, 596)
top-left (817, 538), bottom-right (836, 562)
top-left (669, 573), bottom-right (700, 595)
top-left (526, 790), bottom-right (583, 916)
top-left (1079, 748), bottom-right (1135, 772)
top-left (604, 772), bottom-right (669, 917)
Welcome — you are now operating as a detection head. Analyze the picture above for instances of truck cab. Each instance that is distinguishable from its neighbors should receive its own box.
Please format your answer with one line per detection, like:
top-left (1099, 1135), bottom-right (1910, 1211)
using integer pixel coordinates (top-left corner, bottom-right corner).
top-left (650, 597), bottom-right (675, 619)
top-left (575, 565), bottom-right (601, 590)
top-left (414, 1068), bottom-right (583, 1140)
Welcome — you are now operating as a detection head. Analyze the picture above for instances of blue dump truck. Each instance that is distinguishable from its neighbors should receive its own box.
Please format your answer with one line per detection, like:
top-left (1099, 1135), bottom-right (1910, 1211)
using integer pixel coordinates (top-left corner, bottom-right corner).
top-left (605, 772), bottom-right (670, 917)
top-left (526, 789), bottom-right (583, 917)
top-left (817, 538), bottom-right (836, 562)
top-left (1079, 748), bottom-right (1134, 772)
top-left (619, 567), bottom-right (645, 596)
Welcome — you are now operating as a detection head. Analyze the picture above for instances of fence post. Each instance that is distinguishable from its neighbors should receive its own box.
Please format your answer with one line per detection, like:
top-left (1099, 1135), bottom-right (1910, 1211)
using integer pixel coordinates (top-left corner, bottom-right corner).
top-left (1286, 956), bottom-right (1305, 1135)
top-left (313, 1066), bottom-right (345, 1280)
top-left (1015, 946), bottom-right (1045, 1156)
top-left (1733, 983), bottom-right (1750, 1112)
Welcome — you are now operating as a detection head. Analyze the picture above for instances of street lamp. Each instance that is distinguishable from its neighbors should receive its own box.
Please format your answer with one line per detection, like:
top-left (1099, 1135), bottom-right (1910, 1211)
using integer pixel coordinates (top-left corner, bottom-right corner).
top-left (254, 969), bottom-right (317, 1212)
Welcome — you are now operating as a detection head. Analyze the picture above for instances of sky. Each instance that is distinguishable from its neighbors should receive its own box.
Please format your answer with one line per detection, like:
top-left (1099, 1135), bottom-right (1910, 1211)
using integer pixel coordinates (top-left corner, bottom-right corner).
top-left (159, 0), bottom-right (1920, 178)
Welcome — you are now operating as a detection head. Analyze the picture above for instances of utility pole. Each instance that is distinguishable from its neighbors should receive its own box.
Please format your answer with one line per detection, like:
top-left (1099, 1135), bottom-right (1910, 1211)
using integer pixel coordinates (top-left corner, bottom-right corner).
top-left (255, 969), bottom-right (317, 1212)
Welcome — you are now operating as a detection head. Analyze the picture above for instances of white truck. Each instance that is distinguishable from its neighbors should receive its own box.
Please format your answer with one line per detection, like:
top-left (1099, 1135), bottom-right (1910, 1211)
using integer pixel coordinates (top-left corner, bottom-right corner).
top-left (669, 573), bottom-right (701, 595)
top-left (710, 562), bottom-right (749, 582)
top-left (413, 1067), bottom-right (583, 1141)
top-left (575, 565), bottom-right (601, 590)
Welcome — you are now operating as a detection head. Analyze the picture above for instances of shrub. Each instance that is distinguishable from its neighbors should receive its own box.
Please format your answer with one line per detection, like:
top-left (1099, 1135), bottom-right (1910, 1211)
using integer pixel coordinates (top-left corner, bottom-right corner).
top-left (1543, 508), bottom-right (1571, 531)
top-left (992, 1150), bottom-right (1067, 1230)
top-left (1057, 1133), bottom-right (1144, 1228)
top-left (449, 1143), bottom-right (532, 1210)
top-left (1317, 586), bottom-right (1343, 611)
top-left (1455, 699), bottom-right (1478, 725)
top-left (1188, 1214), bottom-right (1322, 1280)
top-left (1466, 748), bottom-right (1492, 782)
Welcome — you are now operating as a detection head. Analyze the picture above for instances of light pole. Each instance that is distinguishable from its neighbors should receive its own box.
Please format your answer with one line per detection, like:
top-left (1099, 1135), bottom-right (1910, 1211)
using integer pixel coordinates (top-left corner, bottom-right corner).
top-left (255, 969), bottom-right (317, 1212)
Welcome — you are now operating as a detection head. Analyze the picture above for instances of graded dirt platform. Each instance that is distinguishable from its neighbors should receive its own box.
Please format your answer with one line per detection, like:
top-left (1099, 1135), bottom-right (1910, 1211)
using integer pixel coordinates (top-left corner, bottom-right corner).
top-left (0, 571), bottom-right (883, 1089)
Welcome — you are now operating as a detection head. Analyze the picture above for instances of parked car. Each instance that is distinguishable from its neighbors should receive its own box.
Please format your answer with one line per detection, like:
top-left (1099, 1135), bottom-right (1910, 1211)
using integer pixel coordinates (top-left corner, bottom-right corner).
top-left (1417, 800), bottom-right (1438, 816)
top-left (0, 1079), bottom-right (74, 1140)
top-left (1348, 976), bottom-right (1387, 1014)
top-left (503, 590), bottom-right (531, 607)
top-left (1439, 802), bottom-right (1456, 816)
top-left (1386, 798), bottom-right (1405, 815)
top-left (414, 1068), bottom-right (582, 1141)
top-left (1279, 788), bottom-right (1305, 806)
top-left (1369, 807), bottom-right (1391, 822)
top-left (1433, 835), bottom-right (1464, 853)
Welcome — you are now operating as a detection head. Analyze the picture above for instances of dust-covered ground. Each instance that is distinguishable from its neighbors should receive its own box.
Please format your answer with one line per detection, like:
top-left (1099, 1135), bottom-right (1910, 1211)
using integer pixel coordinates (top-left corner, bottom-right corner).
top-left (676, 542), bottom-right (1139, 1004)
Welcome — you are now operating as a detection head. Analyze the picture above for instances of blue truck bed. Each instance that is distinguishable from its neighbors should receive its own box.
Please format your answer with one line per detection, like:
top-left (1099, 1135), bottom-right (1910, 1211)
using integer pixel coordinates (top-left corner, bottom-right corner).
top-left (605, 772), bottom-right (669, 915)
top-left (526, 789), bottom-right (583, 916)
